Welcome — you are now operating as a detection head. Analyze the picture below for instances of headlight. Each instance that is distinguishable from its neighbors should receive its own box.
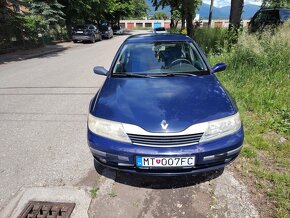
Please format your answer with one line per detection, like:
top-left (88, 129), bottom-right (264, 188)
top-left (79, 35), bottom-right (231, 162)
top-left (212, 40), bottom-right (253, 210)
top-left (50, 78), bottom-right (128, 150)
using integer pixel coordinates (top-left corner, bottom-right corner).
top-left (88, 114), bottom-right (131, 143)
top-left (200, 113), bottom-right (241, 142)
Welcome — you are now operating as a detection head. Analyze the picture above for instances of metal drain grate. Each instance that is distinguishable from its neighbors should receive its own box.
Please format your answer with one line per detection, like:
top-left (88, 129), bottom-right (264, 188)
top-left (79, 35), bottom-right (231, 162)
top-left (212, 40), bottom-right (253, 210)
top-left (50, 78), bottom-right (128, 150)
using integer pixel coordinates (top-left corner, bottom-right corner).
top-left (18, 201), bottom-right (75, 218)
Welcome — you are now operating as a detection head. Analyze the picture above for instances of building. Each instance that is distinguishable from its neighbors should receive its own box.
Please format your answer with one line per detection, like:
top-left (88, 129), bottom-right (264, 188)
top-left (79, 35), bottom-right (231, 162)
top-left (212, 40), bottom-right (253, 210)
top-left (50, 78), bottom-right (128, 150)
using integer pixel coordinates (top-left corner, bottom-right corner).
top-left (120, 19), bottom-right (250, 29)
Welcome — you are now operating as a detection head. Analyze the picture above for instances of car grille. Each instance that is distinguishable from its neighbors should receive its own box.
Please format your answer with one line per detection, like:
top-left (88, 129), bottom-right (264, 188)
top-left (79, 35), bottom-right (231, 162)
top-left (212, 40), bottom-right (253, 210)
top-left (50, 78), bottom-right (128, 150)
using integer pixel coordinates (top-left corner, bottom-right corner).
top-left (127, 133), bottom-right (204, 147)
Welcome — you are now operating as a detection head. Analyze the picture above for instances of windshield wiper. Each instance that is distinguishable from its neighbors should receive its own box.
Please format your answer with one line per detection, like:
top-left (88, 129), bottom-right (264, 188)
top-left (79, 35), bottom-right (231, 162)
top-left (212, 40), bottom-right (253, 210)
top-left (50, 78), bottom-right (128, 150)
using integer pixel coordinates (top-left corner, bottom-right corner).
top-left (150, 72), bottom-right (196, 77)
top-left (112, 73), bottom-right (151, 78)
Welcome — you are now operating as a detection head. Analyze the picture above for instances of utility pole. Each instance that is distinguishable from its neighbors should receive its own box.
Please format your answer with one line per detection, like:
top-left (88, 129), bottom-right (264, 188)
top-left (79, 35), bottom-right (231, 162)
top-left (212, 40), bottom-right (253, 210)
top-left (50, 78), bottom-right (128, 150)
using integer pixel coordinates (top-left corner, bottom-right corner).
top-left (208, 0), bottom-right (214, 28)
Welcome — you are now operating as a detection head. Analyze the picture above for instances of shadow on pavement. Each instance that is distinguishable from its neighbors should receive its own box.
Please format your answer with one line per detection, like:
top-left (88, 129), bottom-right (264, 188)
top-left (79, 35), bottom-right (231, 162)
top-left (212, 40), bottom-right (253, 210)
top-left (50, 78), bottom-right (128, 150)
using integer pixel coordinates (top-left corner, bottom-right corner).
top-left (0, 44), bottom-right (69, 65)
top-left (97, 165), bottom-right (224, 189)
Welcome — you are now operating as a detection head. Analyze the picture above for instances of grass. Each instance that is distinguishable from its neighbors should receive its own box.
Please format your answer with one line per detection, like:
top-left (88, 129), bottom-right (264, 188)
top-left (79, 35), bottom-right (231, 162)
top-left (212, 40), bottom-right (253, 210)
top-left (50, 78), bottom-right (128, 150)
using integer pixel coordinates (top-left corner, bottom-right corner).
top-left (132, 27), bottom-right (153, 30)
top-left (195, 27), bottom-right (228, 54)
top-left (206, 22), bottom-right (290, 217)
top-left (90, 187), bottom-right (99, 198)
top-left (108, 191), bottom-right (117, 198)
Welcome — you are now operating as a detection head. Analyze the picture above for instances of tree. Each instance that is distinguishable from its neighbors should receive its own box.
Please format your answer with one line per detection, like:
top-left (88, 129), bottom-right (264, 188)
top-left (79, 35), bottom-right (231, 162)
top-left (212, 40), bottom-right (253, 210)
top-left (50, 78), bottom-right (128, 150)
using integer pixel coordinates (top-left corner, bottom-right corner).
top-left (0, 0), bottom-right (26, 49)
top-left (151, 10), bottom-right (168, 19)
top-left (58, 0), bottom-right (97, 37)
top-left (262, 0), bottom-right (290, 8)
top-left (171, 9), bottom-right (181, 27)
top-left (131, 0), bottom-right (149, 19)
top-left (229, 0), bottom-right (244, 30)
top-left (208, 0), bottom-right (214, 27)
top-left (182, 0), bottom-right (193, 37)
top-left (152, 0), bottom-right (201, 37)
top-left (28, 0), bottom-right (64, 26)
top-left (152, 0), bottom-right (182, 28)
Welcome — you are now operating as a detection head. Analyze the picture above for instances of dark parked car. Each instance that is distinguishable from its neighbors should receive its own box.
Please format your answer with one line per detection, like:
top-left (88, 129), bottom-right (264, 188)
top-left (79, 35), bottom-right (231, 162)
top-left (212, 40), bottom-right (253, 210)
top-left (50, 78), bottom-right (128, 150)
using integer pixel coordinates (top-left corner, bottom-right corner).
top-left (249, 8), bottom-right (290, 32)
top-left (72, 25), bottom-right (102, 43)
top-left (99, 25), bottom-right (113, 39)
top-left (88, 34), bottom-right (244, 176)
top-left (113, 26), bottom-right (124, 35)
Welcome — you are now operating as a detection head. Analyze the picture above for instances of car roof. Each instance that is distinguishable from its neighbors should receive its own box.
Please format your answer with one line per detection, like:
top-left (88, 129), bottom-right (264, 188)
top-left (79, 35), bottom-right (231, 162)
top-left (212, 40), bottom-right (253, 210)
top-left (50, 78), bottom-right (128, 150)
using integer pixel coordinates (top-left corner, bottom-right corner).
top-left (260, 8), bottom-right (290, 11)
top-left (125, 34), bottom-right (192, 43)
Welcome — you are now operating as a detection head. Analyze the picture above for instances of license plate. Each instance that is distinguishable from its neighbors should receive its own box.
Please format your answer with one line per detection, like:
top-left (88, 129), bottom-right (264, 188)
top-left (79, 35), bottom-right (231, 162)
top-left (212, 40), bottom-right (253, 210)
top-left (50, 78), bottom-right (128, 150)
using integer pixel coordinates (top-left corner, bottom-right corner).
top-left (136, 156), bottom-right (195, 168)
top-left (76, 31), bottom-right (83, 33)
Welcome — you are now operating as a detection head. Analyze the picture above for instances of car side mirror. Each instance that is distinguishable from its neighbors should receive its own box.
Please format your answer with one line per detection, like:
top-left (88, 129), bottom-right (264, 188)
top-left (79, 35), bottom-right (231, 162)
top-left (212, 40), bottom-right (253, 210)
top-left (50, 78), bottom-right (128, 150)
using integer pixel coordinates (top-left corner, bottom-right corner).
top-left (212, 63), bottom-right (227, 73)
top-left (93, 66), bottom-right (108, 76)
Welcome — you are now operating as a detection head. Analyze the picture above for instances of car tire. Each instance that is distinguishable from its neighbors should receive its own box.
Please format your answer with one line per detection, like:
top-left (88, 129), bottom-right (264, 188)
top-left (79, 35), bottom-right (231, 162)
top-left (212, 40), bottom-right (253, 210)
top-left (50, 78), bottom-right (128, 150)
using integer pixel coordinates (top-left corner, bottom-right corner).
top-left (92, 36), bottom-right (96, 43)
top-left (73, 40), bottom-right (78, 43)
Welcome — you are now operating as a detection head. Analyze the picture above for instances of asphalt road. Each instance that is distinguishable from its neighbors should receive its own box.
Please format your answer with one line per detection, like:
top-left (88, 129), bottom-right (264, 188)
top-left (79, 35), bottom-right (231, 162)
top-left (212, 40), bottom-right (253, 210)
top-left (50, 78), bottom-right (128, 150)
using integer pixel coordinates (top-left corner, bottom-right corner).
top-left (0, 32), bottom-right (259, 217)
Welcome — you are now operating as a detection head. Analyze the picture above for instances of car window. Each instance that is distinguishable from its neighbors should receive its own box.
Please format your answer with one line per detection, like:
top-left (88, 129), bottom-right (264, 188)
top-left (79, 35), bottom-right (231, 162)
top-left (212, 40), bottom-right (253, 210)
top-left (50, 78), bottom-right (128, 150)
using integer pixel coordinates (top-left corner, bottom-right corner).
top-left (99, 26), bottom-right (108, 31)
top-left (89, 26), bottom-right (95, 30)
top-left (155, 27), bottom-right (166, 31)
top-left (112, 42), bottom-right (208, 75)
top-left (280, 10), bottom-right (290, 22)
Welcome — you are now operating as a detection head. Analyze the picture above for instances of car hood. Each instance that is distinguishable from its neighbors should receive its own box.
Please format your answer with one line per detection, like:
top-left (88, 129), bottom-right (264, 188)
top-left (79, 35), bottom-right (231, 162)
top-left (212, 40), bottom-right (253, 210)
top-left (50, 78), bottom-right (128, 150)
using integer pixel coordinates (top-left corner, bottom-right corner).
top-left (90, 75), bottom-right (236, 133)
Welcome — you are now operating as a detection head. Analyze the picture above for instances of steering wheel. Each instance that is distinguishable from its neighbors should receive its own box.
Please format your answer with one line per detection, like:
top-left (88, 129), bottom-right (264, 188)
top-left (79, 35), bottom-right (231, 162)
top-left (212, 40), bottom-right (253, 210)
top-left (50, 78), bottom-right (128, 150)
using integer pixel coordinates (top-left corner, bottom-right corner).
top-left (168, 59), bottom-right (191, 68)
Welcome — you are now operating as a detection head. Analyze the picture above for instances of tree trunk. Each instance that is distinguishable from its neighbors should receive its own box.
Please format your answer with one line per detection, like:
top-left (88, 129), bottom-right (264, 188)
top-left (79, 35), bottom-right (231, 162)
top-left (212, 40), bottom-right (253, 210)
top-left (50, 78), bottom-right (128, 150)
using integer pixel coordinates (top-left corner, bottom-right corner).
top-left (181, 4), bottom-right (185, 29)
top-left (186, 10), bottom-right (194, 38)
top-left (170, 9), bottom-right (174, 28)
top-left (229, 0), bottom-right (244, 30)
top-left (65, 18), bottom-right (72, 39)
top-left (182, 0), bottom-right (194, 38)
top-left (175, 20), bottom-right (179, 28)
top-left (208, 0), bottom-right (214, 27)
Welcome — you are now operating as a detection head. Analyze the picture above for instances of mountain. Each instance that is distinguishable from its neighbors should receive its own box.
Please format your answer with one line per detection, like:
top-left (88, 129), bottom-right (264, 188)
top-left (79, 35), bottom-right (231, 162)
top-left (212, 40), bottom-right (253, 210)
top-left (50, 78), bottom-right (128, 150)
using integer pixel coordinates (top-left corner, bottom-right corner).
top-left (146, 1), bottom-right (260, 19)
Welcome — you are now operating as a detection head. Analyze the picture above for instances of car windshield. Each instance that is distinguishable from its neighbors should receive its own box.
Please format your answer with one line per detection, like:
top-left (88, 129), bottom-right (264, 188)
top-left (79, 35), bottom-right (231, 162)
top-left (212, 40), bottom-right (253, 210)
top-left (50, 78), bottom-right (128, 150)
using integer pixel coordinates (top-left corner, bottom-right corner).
top-left (112, 41), bottom-right (208, 76)
top-left (280, 10), bottom-right (290, 21)
top-left (155, 27), bottom-right (166, 31)
top-left (99, 26), bottom-right (108, 31)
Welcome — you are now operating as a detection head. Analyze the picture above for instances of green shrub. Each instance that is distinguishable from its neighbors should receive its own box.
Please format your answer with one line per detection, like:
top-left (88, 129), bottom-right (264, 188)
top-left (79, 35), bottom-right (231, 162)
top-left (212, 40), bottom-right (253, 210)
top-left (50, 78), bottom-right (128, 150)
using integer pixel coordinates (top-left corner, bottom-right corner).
top-left (209, 22), bottom-right (290, 216)
top-left (194, 27), bottom-right (229, 54)
top-left (209, 22), bottom-right (290, 134)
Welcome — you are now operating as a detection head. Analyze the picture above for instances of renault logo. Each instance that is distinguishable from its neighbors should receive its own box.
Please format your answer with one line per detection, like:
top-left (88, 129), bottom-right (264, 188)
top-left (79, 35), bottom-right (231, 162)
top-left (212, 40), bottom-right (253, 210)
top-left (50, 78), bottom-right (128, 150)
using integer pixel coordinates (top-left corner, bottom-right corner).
top-left (161, 120), bottom-right (169, 130)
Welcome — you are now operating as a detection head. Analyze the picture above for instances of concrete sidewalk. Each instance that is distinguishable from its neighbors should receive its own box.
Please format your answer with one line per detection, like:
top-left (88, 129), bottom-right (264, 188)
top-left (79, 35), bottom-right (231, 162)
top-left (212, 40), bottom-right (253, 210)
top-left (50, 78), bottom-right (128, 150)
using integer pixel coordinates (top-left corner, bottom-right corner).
top-left (0, 42), bottom-right (74, 64)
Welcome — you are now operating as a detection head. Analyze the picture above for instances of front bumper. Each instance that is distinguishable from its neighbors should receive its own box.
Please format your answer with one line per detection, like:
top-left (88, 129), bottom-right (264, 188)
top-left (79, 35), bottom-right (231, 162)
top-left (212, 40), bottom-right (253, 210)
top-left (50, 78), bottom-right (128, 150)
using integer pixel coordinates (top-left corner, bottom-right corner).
top-left (101, 33), bottom-right (110, 38)
top-left (88, 127), bottom-right (244, 176)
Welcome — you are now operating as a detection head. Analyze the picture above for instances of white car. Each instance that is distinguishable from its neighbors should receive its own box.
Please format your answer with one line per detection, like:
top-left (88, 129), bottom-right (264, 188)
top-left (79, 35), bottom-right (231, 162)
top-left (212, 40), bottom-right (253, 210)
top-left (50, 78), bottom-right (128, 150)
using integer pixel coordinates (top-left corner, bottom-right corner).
top-left (113, 26), bottom-right (124, 35)
top-left (153, 27), bottom-right (167, 34)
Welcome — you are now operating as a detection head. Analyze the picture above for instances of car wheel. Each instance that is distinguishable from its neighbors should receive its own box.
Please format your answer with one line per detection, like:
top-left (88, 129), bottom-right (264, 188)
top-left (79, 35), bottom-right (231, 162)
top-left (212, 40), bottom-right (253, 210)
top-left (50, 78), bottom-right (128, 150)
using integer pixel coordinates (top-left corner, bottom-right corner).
top-left (73, 40), bottom-right (78, 43)
top-left (91, 36), bottom-right (96, 43)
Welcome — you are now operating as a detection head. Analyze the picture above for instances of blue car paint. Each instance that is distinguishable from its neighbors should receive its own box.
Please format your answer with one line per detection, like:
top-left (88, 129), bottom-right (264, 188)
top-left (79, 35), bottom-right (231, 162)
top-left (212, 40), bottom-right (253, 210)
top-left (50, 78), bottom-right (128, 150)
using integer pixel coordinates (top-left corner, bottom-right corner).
top-left (90, 76), bottom-right (236, 133)
top-left (88, 34), bottom-right (244, 175)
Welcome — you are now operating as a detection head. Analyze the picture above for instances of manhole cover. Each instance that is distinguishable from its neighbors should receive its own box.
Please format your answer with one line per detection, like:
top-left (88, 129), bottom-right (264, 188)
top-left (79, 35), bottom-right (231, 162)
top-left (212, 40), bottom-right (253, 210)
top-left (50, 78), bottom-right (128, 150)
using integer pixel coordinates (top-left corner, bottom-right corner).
top-left (17, 201), bottom-right (75, 218)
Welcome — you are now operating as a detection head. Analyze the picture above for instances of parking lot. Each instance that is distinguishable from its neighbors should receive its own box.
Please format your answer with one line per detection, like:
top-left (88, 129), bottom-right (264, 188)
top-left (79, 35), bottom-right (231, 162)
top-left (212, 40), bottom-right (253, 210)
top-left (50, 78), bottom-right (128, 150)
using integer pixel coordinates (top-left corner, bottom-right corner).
top-left (0, 32), bottom-right (259, 218)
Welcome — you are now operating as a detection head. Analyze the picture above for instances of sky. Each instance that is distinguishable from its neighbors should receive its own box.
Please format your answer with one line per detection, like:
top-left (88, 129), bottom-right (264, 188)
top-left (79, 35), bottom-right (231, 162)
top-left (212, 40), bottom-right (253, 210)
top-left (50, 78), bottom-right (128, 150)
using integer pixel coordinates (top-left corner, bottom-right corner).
top-left (202, 0), bottom-right (262, 8)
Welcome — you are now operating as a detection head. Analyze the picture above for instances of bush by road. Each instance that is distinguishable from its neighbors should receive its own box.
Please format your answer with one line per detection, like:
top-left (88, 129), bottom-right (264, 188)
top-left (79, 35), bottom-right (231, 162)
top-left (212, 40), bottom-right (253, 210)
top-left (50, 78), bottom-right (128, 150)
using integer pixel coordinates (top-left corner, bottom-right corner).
top-left (207, 22), bottom-right (290, 217)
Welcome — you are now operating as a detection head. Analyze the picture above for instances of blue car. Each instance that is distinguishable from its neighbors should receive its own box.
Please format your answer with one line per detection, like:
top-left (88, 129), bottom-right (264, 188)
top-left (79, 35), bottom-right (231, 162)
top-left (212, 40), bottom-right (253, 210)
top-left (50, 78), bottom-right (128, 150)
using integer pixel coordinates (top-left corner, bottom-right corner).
top-left (88, 34), bottom-right (244, 176)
